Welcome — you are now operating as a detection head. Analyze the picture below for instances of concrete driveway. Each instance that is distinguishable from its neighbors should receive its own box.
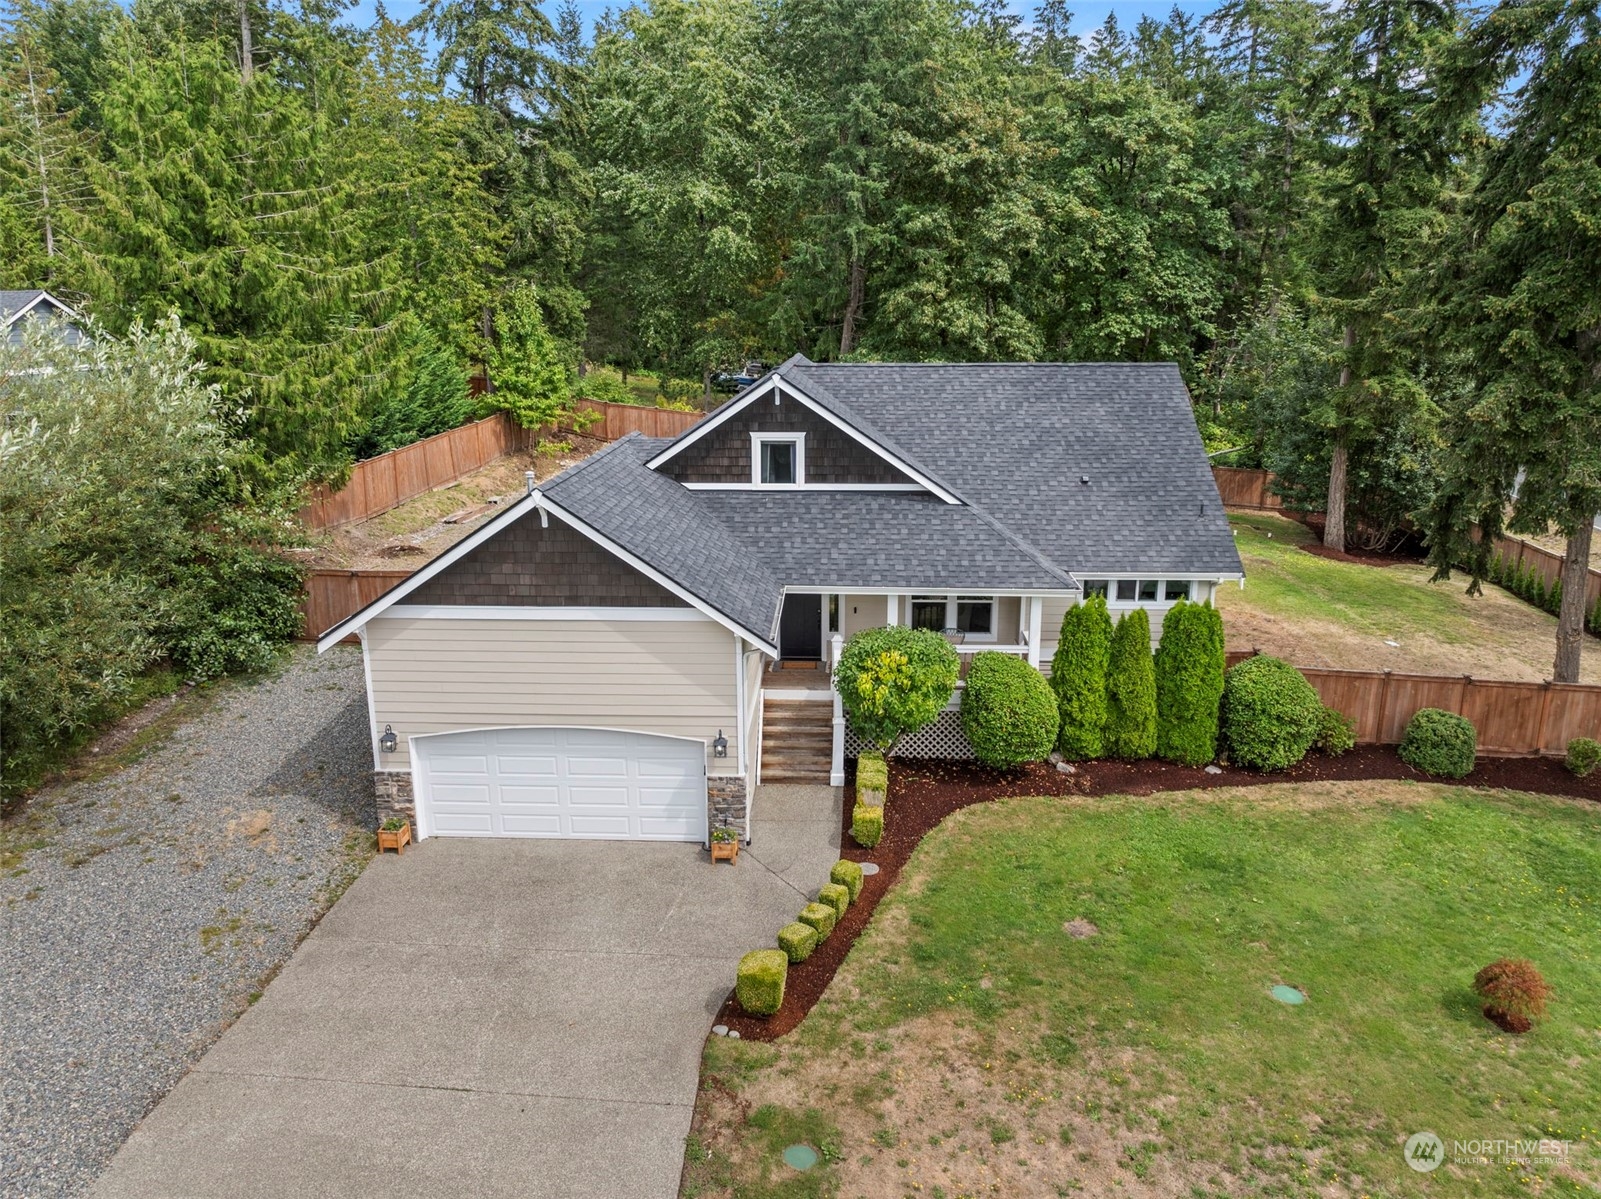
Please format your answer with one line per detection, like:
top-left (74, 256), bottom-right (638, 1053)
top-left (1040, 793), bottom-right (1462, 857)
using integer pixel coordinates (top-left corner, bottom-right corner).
top-left (91, 786), bottom-right (841, 1199)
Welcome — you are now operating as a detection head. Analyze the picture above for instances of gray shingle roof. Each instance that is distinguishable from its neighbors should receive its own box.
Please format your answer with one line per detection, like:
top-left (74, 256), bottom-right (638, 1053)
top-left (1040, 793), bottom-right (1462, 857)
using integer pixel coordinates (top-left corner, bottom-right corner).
top-left (782, 362), bottom-right (1241, 576)
top-left (541, 435), bottom-right (785, 643)
top-left (2, 289), bottom-right (87, 346)
top-left (695, 489), bottom-right (1073, 591)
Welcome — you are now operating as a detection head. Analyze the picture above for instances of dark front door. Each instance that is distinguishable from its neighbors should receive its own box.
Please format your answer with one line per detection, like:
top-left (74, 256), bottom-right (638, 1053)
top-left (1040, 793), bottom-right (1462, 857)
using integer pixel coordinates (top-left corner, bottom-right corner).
top-left (778, 594), bottom-right (823, 660)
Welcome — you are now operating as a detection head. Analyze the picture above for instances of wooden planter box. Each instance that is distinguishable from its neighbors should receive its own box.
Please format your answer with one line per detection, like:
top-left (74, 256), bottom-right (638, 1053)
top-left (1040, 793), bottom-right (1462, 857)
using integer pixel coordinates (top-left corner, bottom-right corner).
top-left (377, 821), bottom-right (412, 855)
top-left (710, 839), bottom-right (739, 864)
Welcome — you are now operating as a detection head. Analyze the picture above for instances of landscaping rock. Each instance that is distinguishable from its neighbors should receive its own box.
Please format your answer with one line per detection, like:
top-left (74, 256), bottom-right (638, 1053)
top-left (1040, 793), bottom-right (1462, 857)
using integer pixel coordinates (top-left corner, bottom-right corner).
top-left (0, 644), bottom-right (372, 1199)
top-left (1055, 761), bottom-right (1077, 774)
top-left (1205, 765), bottom-right (1224, 775)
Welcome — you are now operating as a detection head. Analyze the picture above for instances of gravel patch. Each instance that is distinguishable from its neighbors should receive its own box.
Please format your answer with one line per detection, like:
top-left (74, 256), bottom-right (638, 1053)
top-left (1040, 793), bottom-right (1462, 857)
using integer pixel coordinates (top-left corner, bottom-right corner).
top-left (0, 644), bottom-right (373, 1198)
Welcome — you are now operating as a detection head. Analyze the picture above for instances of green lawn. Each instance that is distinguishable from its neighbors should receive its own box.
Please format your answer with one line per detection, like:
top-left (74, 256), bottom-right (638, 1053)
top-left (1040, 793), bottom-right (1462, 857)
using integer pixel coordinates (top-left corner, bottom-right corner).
top-left (685, 784), bottom-right (1600, 1198)
top-left (1217, 513), bottom-right (1601, 682)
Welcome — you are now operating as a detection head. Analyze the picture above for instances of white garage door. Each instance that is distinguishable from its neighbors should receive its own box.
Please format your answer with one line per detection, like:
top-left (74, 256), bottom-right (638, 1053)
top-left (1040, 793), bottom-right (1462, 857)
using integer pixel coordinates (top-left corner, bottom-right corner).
top-left (412, 728), bottom-right (707, 841)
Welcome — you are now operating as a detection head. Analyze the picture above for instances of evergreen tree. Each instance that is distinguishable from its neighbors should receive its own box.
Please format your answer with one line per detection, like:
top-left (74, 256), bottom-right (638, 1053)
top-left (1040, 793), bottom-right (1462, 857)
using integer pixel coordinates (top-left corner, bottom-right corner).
top-left (1426, 0), bottom-right (1601, 683)
top-left (1104, 608), bottom-right (1157, 760)
top-left (479, 282), bottom-right (573, 428)
top-left (1050, 594), bottom-right (1113, 759)
top-left (1154, 600), bottom-right (1226, 766)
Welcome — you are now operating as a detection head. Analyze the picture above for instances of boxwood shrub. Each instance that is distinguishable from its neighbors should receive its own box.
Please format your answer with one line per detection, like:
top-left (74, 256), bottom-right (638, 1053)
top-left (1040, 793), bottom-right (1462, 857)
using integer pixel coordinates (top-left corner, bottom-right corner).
top-left (818, 882), bottom-right (850, 919)
top-left (1051, 594), bottom-right (1113, 759)
top-left (1154, 601), bottom-right (1225, 766)
top-left (777, 921), bottom-right (818, 964)
top-left (1316, 704), bottom-right (1357, 756)
top-left (798, 901), bottom-right (837, 940)
top-left (856, 752), bottom-right (888, 805)
top-left (1399, 708), bottom-right (1477, 778)
top-left (1221, 655), bottom-right (1322, 771)
top-left (735, 949), bottom-right (788, 1016)
top-left (1567, 736), bottom-right (1601, 778)
top-left (851, 802), bottom-right (884, 848)
top-left (829, 859), bottom-right (864, 902)
top-left (960, 651), bottom-right (1059, 768)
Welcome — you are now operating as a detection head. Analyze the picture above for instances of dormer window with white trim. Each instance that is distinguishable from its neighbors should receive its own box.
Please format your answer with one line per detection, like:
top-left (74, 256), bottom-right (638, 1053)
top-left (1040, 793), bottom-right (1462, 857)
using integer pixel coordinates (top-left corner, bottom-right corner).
top-left (752, 432), bottom-right (805, 486)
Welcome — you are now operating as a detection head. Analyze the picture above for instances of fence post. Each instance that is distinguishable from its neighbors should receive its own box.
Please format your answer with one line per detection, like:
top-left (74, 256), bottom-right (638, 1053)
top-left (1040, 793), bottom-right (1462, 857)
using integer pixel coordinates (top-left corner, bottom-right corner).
top-left (1458, 674), bottom-right (1471, 715)
top-left (1375, 669), bottom-right (1393, 744)
top-left (1536, 680), bottom-right (1554, 755)
top-left (829, 634), bottom-right (846, 787)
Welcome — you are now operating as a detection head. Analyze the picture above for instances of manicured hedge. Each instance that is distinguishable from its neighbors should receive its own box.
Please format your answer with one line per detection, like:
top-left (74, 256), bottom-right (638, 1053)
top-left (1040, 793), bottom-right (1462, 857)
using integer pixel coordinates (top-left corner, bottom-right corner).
top-left (798, 901), bottom-right (837, 940)
top-left (1486, 552), bottom-right (1601, 636)
top-left (835, 627), bottom-right (959, 753)
top-left (830, 859), bottom-right (864, 902)
top-left (818, 882), bottom-right (850, 919)
top-left (736, 949), bottom-right (788, 1016)
top-left (1104, 609), bottom-right (1157, 759)
top-left (851, 803), bottom-right (884, 848)
top-left (1221, 655), bottom-right (1322, 771)
top-left (1050, 594), bottom-right (1113, 759)
top-left (777, 921), bottom-right (818, 964)
top-left (960, 650), bottom-right (1059, 768)
top-left (1399, 708), bottom-right (1477, 778)
top-left (1154, 601), bottom-right (1225, 766)
top-left (856, 751), bottom-right (888, 805)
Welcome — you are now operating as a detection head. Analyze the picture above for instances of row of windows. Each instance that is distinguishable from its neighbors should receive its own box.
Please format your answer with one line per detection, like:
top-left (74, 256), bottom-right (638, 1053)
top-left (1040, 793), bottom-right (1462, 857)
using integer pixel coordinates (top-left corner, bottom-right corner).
top-left (1082, 579), bottom-right (1195, 604)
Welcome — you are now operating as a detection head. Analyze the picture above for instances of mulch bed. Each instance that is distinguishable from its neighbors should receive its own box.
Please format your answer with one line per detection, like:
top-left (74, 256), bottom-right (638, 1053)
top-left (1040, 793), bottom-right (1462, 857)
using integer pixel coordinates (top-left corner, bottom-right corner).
top-left (713, 748), bottom-right (1599, 1041)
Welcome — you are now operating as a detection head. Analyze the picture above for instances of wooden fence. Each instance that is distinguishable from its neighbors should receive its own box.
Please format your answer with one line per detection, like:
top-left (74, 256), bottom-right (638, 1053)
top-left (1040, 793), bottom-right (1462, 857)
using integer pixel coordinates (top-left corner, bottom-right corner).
top-left (302, 569), bottom-right (415, 642)
top-left (1485, 531), bottom-right (1601, 610)
top-left (1211, 466), bottom-right (1285, 511)
top-left (1224, 651), bottom-right (1600, 756)
top-left (299, 401), bottom-right (704, 530)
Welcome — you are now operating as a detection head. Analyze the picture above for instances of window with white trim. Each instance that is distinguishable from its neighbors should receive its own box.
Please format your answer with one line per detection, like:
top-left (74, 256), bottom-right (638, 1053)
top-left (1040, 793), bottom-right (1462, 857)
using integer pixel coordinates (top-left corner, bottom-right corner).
top-left (752, 433), bottom-right (805, 485)
top-left (1090, 579), bottom-right (1202, 607)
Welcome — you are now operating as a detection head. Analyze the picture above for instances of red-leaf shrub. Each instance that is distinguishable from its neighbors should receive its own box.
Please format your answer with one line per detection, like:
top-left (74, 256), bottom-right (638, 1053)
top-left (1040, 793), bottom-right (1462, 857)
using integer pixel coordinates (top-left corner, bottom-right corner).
top-left (1472, 958), bottom-right (1552, 1033)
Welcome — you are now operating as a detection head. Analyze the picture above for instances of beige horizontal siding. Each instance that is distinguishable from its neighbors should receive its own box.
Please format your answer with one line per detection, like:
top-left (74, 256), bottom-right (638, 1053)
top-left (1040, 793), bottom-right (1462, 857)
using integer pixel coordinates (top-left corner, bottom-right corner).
top-left (367, 615), bottom-right (739, 773)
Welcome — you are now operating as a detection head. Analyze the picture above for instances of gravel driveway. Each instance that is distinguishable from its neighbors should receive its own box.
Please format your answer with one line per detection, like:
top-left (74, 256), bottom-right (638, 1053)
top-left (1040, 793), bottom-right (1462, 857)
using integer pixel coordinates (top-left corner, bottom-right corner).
top-left (0, 644), bottom-right (372, 1198)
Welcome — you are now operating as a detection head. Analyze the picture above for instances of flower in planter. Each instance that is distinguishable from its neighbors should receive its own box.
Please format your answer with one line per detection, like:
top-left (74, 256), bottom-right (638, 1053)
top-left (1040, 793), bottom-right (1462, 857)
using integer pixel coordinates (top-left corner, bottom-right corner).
top-left (380, 817), bottom-right (408, 832)
top-left (711, 826), bottom-right (738, 843)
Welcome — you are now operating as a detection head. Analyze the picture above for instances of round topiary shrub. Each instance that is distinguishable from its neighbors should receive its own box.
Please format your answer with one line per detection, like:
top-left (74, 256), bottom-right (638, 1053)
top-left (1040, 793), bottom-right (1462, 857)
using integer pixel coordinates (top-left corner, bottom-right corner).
top-left (835, 627), bottom-right (960, 754)
top-left (960, 651), bottom-right (1059, 768)
top-left (1472, 958), bottom-right (1552, 1034)
top-left (1398, 708), bottom-right (1476, 778)
top-left (1220, 655), bottom-right (1322, 772)
top-left (1566, 736), bottom-right (1601, 778)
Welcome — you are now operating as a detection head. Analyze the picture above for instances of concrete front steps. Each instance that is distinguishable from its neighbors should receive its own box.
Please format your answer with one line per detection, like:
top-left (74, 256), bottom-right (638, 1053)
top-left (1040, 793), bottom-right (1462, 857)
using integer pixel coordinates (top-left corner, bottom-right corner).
top-left (759, 698), bottom-right (833, 783)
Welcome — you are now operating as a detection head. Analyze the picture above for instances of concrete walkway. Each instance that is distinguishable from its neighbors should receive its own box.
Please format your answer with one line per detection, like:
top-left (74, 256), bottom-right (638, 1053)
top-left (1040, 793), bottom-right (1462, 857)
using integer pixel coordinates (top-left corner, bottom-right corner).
top-left (92, 786), bottom-right (842, 1199)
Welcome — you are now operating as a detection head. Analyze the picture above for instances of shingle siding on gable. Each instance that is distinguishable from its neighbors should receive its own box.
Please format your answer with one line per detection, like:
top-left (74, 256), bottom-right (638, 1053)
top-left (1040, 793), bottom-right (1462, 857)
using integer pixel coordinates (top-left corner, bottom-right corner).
top-left (409, 510), bottom-right (688, 607)
top-left (658, 389), bottom-right (913, 484)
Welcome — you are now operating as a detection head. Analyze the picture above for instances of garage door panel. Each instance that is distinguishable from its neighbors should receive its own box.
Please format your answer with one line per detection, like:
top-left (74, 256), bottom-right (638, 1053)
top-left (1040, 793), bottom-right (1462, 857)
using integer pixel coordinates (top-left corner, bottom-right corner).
top-left (566, 756), bottom-right (631, 779)
top-left (497, 754), bottom-right (558, 774)
top-left (413, 728), bottom-right (707, 843)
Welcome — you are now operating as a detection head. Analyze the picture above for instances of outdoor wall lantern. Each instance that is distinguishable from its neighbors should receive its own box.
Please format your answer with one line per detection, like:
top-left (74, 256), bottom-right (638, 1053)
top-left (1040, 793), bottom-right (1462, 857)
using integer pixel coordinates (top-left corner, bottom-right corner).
top-left (379, 724), bottom-right (398, 755)
top-left (713, 730), bottom-right (728, 758)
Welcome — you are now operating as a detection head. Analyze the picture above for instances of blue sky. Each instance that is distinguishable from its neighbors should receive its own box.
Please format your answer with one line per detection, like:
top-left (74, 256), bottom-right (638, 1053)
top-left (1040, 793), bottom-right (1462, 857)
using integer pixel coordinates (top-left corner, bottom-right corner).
top-left (340, 0), bottom-right (1195, 40)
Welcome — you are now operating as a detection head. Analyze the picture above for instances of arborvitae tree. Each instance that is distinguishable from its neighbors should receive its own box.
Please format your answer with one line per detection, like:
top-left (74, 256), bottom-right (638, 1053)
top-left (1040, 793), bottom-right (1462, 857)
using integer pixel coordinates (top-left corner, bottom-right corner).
top-left (1154, 600), bottom-right (1226, 766)
top-left (1050, 594), bottom-right (1113, 759)
top-left (1104, 608), bottom-right (1157, 760)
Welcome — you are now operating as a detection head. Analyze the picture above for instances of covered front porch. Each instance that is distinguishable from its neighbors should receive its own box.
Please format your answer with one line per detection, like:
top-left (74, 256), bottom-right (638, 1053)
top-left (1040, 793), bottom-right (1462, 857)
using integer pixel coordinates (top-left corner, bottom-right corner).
top-left (771, 590), bottom-right (1047, 672)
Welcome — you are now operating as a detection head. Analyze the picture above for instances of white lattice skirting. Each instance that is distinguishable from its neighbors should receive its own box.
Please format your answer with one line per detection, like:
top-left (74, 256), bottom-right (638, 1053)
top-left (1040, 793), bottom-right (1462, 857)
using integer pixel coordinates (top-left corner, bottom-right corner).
top-left (844, 707), bottom-right (976, 760)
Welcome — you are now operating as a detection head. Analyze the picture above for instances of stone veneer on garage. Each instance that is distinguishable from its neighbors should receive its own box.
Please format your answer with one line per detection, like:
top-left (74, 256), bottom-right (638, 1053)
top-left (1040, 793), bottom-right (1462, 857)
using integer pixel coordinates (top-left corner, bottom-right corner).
top-left (373, 771), bottom-right (748, 845)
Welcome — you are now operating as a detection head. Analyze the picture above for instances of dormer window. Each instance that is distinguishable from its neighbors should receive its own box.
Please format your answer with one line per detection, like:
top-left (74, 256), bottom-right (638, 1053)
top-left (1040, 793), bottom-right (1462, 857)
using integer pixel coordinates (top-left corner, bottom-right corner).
top-left (752, 433), bottom-right (805, 486)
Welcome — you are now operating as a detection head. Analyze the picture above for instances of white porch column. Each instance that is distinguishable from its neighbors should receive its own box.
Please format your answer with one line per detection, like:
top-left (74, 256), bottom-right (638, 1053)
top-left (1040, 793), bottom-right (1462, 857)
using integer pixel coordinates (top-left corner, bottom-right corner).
top-left (829, 633), bottom-right (846, 786)
top-left (886, 594), bottom-right (899, 626)
top-left (1026, 595), bottom-right (1044, 668)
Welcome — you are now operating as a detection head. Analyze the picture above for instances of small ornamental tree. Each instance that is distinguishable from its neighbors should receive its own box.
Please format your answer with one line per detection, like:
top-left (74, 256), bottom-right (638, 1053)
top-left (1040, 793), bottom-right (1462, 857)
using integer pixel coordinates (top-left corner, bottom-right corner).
top-left (1154, 601), bottom-right (1226, 766)
top-left (1051, 594), bottom-right (1113, 759)
top-left (960, 651), bottom-right (1059, 768)
top-left (834, 626), bottom-right (959, 755)
top-left (1104, 609), bottom-right (1157, 760)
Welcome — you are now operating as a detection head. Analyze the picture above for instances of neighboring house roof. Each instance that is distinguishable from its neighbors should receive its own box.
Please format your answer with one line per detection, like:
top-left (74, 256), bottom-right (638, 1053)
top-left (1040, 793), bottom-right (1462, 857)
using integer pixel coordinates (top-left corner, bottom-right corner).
top-left (320, 359), bottom-right (1242, 649)
top-left (1, 289), bottom-right (87, 347)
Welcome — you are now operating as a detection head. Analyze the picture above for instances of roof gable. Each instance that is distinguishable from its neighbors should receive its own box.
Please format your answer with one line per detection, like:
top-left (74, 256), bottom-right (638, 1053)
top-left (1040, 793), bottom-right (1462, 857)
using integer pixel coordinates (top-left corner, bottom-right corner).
top-left (645, 371), bottom-right (962, 503)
